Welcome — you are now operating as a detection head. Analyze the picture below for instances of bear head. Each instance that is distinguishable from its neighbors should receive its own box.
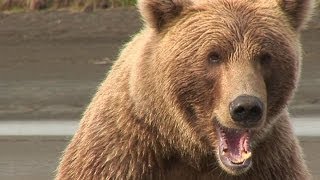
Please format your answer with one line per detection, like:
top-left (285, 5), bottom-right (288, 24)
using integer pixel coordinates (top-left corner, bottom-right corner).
top-left (136, 0), bottom-right (314, 175)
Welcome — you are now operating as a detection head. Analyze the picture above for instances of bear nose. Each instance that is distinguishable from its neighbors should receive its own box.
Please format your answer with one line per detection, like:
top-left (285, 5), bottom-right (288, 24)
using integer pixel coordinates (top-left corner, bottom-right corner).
top-left (229, 95), bottom-right (264, 127)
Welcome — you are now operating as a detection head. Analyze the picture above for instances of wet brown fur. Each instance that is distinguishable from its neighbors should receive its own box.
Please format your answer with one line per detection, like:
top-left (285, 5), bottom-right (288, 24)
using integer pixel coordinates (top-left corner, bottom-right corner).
top-left (56, 0), bottom-right (314, 179)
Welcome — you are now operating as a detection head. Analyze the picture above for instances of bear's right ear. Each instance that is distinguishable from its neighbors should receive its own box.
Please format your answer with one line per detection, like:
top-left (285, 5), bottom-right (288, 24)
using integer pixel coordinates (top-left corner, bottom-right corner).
top-left (278, 0), bottom-right (316, 30)
top-left (138, 0), bottom-right (192, 31)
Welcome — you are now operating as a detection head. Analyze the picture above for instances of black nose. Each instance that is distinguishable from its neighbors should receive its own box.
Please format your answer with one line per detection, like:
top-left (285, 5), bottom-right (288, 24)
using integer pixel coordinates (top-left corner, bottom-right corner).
top-left (229, 95), bottom-right (264, 126)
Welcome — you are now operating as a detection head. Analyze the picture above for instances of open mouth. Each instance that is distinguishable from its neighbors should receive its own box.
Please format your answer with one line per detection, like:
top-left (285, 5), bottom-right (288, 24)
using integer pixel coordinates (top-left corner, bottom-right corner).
top-left (216, 123), bottom-right (252, 173)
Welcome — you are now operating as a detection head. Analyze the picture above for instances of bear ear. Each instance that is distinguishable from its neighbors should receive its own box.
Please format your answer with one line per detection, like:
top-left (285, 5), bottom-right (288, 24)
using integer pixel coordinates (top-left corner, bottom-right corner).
top-left (279, 0), bottom-right (315, 30)
top-left (138, 0), bottom-right (192, 31)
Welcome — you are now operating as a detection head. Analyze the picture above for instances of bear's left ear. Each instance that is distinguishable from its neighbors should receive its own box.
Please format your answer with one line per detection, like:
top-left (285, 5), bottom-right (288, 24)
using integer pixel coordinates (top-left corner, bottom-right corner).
top-left (278, 0), bottom-right (315, 30)
top-left (138, 0), bottom-right (192, 31)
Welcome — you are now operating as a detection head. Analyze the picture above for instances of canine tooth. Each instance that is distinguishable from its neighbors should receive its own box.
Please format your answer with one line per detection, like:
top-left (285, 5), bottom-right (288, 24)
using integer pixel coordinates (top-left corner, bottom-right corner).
top-left (242, 151), bottom-right (252, 159)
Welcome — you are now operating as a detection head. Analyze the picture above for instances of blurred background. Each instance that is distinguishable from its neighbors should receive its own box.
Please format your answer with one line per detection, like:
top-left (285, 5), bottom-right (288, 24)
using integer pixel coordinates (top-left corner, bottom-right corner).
top-left (0, 0), bottom-right (319, 179)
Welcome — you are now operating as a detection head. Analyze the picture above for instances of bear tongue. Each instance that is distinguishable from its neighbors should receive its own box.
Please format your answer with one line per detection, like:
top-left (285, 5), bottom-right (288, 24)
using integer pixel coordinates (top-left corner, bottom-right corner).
top-left (220, 129), bottom-right (251, 163)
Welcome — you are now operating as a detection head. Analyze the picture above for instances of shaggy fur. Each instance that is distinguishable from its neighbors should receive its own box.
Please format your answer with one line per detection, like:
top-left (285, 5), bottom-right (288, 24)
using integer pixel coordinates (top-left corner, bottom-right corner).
top-left (56, 0), bottom-right (314, 179)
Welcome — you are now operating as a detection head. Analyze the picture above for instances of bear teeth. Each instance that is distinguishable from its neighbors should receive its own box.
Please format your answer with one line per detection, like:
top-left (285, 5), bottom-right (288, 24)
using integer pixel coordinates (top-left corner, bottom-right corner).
top-left (217, 124), bottom-right (252, 162)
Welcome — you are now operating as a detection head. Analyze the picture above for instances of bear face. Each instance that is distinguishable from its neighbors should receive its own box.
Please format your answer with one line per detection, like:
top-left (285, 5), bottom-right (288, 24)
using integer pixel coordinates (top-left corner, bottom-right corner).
top-left (138, 0), bottom-right (314, 176)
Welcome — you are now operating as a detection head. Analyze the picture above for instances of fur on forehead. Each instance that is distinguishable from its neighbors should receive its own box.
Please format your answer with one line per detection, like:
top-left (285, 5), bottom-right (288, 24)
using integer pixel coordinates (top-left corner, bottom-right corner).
top-left (138, 0), bottom-right (315, 32)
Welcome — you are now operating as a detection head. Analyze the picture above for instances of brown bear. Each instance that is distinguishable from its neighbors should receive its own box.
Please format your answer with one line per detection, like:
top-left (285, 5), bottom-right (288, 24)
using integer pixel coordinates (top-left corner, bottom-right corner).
top-left (56, 0), bottom-right (315, 179)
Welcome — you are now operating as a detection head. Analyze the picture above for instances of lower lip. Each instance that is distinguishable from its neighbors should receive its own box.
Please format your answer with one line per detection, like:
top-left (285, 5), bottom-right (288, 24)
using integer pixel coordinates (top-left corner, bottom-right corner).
top-left (218, 147), bottom-right (252, 173)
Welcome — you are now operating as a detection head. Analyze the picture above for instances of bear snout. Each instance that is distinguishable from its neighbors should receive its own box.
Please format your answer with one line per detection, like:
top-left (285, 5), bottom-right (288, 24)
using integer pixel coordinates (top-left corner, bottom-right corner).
top-left (229, 95), bottom-right (264, 128)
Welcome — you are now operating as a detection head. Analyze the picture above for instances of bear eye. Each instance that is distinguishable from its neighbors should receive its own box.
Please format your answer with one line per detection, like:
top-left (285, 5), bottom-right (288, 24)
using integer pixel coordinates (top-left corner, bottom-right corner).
top-left (208, 52), bottom-right (221, 64)
top-left (259, 53), bottom-right (272, 66)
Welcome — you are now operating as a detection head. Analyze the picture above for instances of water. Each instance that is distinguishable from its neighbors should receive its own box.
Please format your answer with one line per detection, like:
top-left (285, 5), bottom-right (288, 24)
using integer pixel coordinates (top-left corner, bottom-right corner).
top-left (0, 117), bottom-right (318, 136)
